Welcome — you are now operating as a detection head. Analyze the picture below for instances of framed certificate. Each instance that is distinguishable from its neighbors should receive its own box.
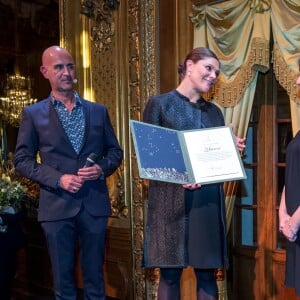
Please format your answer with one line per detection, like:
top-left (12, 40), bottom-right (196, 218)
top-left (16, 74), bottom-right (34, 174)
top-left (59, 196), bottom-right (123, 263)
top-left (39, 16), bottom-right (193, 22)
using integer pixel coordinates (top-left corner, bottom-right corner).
top-left (130, 120), bottom-right (246, 184)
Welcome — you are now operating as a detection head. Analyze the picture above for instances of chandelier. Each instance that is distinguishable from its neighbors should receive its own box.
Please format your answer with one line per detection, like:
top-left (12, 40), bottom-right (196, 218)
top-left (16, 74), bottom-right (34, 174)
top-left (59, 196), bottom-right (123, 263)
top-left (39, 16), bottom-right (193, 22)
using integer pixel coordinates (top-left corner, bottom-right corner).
top-left (0, 74), bottom-right (37, 127)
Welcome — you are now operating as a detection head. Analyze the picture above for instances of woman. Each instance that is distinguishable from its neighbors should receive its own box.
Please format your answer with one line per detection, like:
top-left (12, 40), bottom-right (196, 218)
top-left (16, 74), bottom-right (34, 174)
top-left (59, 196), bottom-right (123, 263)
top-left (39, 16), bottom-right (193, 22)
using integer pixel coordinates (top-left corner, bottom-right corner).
top-left (278, 61), bottom-right (300, 296)
top-left (142, 47), bottom-right (245, 300)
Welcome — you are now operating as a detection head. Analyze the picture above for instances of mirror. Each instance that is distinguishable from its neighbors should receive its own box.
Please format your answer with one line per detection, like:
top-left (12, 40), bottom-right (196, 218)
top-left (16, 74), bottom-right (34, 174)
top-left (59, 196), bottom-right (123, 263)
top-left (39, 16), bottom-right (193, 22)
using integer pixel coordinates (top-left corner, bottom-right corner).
top-left (0, 0), bottom-right (59, 152)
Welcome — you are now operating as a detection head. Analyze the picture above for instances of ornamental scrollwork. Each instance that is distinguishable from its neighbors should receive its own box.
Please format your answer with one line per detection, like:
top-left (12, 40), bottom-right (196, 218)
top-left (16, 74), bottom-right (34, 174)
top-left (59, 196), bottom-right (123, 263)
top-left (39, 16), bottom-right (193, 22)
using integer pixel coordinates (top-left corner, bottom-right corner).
top-left (80, 0), bottom-right (120, 52)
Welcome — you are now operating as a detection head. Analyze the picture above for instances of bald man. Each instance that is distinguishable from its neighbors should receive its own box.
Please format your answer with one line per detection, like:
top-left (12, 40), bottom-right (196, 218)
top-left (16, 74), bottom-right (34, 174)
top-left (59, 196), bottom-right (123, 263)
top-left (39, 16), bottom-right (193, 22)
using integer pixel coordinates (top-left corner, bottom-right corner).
top-left (14, 46), bottom-right (123, 299)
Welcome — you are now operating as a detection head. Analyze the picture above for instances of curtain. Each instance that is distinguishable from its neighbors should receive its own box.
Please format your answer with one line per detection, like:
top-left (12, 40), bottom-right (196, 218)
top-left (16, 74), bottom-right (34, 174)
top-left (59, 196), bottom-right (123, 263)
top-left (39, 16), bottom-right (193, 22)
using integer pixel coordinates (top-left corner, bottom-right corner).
top-left (192, 0), bottom-right (270, 108)
top-left (191, 0), bottom-right (271, 244)
top-left (214, 74), bottom-right (258, 300)
top-left (192, 0), bottom-right (270, 240)
top-left (271, 0), bottom-right (300, 135)
top-left (191, 0), bottom-right (300, 299)
top-left (218, 73), bottom-right (258, 229)
top-left (191, 1), bottom-right (271, 299)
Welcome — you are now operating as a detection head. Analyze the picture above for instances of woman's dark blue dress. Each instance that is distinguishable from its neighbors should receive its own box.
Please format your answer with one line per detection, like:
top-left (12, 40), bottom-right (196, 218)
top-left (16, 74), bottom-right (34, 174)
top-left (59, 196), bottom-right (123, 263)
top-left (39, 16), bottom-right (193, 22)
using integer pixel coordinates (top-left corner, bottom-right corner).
top-left (142, 90), bottom-right (227, 269)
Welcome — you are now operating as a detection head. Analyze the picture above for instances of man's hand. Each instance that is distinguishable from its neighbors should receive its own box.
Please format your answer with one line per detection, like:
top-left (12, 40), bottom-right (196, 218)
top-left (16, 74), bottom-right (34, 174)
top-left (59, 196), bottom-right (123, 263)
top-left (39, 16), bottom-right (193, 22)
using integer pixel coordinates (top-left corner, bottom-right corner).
top-left (59, 174), bottom-right (84, 193)
top-left (77, 164), bottom-right (103, 181)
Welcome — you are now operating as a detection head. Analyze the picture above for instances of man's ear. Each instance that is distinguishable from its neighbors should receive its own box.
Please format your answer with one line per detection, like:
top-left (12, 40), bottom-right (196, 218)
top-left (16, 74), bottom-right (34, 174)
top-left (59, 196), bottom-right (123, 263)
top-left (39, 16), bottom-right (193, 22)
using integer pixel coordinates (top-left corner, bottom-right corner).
top-left (40, 65), bottom-right (48, 79)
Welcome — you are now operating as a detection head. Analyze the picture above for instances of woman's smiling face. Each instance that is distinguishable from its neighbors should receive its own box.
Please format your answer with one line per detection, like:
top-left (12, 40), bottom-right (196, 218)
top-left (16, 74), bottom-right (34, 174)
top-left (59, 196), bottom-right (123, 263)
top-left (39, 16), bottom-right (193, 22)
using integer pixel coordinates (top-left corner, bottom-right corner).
top-left (186, 57), bottom-right (220, 93)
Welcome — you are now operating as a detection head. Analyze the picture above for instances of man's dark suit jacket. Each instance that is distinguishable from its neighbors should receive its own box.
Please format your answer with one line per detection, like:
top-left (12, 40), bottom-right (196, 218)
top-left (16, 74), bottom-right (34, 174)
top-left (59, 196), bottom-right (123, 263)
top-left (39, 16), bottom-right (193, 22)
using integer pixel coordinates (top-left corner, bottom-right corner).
top-left (14, 95), bottom-right (123, 222)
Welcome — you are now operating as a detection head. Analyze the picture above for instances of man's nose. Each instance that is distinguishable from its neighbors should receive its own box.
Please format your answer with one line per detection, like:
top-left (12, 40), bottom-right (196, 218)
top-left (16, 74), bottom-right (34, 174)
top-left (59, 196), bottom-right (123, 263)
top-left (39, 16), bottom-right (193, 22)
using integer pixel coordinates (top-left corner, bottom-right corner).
top-left (63, 65), bottom-right (72, 74)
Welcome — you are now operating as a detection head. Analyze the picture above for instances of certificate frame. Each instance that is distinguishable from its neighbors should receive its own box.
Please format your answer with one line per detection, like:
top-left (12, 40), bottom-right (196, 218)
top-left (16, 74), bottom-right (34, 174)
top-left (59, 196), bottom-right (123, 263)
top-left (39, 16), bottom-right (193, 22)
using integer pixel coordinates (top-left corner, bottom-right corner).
top-left (130, 120), bottom-right (246, 185)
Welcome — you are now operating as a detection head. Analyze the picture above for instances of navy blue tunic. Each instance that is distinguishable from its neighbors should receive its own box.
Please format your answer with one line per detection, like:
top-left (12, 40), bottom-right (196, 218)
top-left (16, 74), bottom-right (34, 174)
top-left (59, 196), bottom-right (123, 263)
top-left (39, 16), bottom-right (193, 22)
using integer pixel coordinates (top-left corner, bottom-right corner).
top-left (284, 130), bottom-right (300, 295)
top-left (142, 89), bottom-right (227, 269)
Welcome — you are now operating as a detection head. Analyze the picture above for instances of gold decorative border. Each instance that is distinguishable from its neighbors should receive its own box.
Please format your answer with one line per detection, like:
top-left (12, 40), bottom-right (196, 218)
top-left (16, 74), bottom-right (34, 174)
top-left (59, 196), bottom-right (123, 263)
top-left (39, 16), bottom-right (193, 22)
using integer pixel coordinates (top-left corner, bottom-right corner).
top-left (129, 0), bottom-right (160, 298)
top-left (59, 0), bottom-right (160, 297)
top-left (80, 0), bottom-right (120, 52)
top-left (203, 37), bottom-right (270, 107)
top-left (272, 42), bottom-right (299, 104)
top-left (59, 0), bottom-right (127, 218)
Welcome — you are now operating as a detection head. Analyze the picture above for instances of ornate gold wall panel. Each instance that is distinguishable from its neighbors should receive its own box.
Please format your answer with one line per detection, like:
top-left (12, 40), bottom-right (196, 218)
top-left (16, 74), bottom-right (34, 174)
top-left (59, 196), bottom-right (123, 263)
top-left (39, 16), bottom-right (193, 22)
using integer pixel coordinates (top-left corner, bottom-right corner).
top-left (59, 0), bottom-right (159, 299)
top-left (129, 0), bottom-right (160, 298)
top-left (59, 0), bottom-right (127, 219)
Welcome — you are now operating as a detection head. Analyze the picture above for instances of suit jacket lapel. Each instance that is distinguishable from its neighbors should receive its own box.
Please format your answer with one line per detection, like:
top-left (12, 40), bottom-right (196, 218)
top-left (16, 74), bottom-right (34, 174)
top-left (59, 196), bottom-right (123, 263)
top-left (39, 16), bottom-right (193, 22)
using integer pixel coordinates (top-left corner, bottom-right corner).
top-left (78, 98), bottom-right (90, 154)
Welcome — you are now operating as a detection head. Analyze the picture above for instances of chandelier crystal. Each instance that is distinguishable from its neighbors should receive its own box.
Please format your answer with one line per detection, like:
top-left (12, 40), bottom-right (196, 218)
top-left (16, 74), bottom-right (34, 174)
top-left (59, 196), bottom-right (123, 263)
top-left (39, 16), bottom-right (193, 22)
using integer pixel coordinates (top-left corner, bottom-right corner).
top-left (0, 74), bottom-right (37, 127)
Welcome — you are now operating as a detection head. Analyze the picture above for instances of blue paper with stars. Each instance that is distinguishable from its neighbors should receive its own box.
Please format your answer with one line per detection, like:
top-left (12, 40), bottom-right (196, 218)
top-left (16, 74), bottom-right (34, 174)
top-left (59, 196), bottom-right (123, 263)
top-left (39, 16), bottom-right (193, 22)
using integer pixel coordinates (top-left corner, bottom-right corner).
top-left (130, 120), bottom-right (246, 184)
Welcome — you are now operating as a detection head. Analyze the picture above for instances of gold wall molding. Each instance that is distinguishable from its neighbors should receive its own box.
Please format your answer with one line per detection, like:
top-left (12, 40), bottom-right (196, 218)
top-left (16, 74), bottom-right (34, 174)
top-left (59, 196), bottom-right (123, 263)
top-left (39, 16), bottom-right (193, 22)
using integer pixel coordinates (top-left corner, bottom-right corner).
top-left (59, 0), bottom-right (159, 298)
top-left (59, 0), bottom-right (127, 219)
top-left (129, 0), bottom-right (160, 298)
top-left (59, 0), bottom-right (197, 298)
top-left (80, 0), bottom-right (120, 52)
top-left (206, 37), bottom-right (270, 108)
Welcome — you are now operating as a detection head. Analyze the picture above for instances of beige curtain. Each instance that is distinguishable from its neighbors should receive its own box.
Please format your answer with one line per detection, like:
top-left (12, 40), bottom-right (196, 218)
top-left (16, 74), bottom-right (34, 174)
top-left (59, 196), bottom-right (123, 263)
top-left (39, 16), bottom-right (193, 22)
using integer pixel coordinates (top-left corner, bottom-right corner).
top-left (191, 0), bottom-right (300, 298)
top-left (214, 74), bottom-right (258, 300)
top-left (192, 0), bottom-right (270, 108)
top-left (191, 0), bottom-right (271, 299)
top-left (191, 0), bottom-right (270, 244)
top-left (271, 0), bottom-right (300, 135)
top-left (192, 0), bottom-right (270, 237)
top-left (217, 73), bottom-right (258, 228)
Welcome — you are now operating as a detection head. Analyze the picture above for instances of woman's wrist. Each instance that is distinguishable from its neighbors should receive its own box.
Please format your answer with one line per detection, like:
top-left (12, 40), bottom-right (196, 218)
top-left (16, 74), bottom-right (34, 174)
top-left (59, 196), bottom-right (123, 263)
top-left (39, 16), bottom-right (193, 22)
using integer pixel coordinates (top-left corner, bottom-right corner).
top-left (288, 218), bottom-right (299, 236)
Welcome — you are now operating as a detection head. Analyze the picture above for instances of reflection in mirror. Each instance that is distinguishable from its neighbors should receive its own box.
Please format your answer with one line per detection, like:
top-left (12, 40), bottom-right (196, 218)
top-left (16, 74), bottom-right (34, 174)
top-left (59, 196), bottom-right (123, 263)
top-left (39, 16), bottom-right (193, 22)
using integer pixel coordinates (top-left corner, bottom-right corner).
top-left (0, 0), bottom-right (59, 211)
top-left (0, 0), bottom-right (59, 153)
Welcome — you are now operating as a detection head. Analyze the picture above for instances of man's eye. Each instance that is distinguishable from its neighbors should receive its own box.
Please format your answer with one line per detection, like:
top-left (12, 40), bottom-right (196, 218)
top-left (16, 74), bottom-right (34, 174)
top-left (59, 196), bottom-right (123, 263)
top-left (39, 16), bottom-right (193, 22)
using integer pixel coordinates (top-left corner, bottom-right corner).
top-left (54, 65), bottom-right (64, 70)
top-left (53, 64), bottom-right (75, 70)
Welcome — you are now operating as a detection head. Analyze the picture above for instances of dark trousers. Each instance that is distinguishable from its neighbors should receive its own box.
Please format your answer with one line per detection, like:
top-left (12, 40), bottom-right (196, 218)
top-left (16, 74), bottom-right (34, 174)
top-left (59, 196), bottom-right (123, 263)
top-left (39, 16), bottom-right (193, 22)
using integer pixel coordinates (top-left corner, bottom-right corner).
top-left (158, 268), bottom-right (218, 300)
top-left (0, 249), bottom-right (18, 300)
top-left (41, 206), bottom-right (108, 300)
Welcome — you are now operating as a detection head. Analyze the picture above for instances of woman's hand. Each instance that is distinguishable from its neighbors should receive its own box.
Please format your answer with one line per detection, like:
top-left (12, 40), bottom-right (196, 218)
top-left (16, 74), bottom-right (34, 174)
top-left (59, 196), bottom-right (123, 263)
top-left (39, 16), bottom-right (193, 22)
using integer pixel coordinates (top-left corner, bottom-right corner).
top-left (279, 211), bottom-right (290, 233)
top-left (182, 183), bottom-right (201, 190)
top-left (236, 136), bottom-right (246, 152)
top-left (228, 124), bottom-right (246, 152)
top-left (281, 219), bottom-right (298, 242)
top-left (279, 188), bottom-right (300, 242)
